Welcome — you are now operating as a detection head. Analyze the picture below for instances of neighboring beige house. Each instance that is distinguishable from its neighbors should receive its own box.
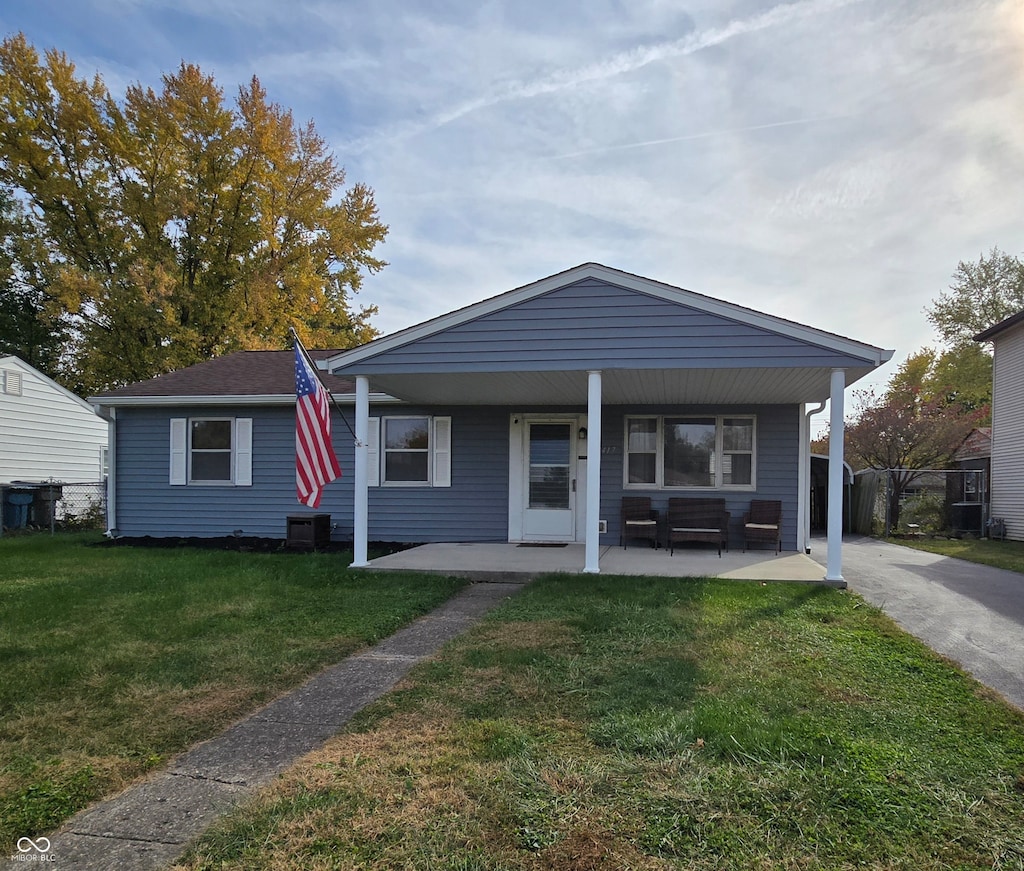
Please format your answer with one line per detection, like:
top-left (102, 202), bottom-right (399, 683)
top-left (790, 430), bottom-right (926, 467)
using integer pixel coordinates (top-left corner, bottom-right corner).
top-left (0, 355), bottom-right (109, 485)
top-left (976, 312), bottom-right (1024, 541)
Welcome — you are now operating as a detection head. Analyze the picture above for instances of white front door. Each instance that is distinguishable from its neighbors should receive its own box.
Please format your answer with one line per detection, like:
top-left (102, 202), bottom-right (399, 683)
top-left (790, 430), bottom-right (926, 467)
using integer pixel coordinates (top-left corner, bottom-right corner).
top-left (522, 420), bottom-right (577, 542)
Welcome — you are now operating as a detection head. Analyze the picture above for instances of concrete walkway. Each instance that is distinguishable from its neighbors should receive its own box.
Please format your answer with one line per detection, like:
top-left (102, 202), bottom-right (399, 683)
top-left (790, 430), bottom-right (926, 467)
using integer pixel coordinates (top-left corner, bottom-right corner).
top-left (811, 536), bottom-right (1024, 711)
top-left (14, 581), bottom-right (526, 871)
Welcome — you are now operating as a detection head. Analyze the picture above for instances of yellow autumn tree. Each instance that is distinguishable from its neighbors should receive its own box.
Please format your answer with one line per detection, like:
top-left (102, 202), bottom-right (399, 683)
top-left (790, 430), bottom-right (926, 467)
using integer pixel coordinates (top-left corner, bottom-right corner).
top-left (0, 34), bottom-right (387, 394)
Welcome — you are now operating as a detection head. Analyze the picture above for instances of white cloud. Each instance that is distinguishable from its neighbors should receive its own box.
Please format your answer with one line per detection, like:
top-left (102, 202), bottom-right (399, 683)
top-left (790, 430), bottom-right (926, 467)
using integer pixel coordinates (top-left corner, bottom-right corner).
top-left (5, 0), bottom-right (1022, 378)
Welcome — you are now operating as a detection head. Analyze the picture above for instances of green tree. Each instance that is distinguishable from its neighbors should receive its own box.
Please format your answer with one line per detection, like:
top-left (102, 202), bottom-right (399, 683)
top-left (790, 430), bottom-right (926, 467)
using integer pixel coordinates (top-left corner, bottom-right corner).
top-left (927, 247), bottom-right (1024, 346)
top-left (0, 34), bottom-right (386, 394)
top-left (886, 345), bottom-right (991, 420)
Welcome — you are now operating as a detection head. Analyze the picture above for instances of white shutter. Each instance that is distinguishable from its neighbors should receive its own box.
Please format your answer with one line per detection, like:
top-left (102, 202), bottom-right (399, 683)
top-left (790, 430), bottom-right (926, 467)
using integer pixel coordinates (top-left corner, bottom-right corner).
top-left (367, 417), bottom-right (380, 487)
top-left (433, 416), bottom-right (452, 487)
top-left (169, 418), bottom-right (187, 485)
top-left (234, 418), bottom-right (253, 486)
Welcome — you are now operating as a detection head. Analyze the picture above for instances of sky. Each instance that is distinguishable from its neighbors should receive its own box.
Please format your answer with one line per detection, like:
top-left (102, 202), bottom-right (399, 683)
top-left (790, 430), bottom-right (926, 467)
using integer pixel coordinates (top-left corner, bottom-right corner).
top-left (2, 0), bottom-right (1022, 432)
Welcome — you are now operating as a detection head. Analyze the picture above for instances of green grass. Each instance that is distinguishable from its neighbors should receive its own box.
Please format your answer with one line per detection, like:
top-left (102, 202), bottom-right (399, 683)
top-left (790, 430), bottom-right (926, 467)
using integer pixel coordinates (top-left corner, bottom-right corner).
top-left (0, 533), bottom-right (465, 851)
top-left (179, 575), bottom-right (1024, 871)
top-left (886, 535), bottom-right (1024, 574)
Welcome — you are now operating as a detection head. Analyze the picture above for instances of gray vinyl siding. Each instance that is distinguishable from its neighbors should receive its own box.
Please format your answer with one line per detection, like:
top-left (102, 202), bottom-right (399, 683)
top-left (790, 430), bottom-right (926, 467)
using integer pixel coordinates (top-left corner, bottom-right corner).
top-left (366, 406), bottom-right (508, 541)
top-left (337, 280), bottom-right (872, 375)
top-left (114, 402), bottom-right (801, 550)
top-left (598, 405), bottom-right (801, 550)
top-left (990, 323), bottom-right (1024, 541)
top-left (113, 405), bottom-right (510, 542)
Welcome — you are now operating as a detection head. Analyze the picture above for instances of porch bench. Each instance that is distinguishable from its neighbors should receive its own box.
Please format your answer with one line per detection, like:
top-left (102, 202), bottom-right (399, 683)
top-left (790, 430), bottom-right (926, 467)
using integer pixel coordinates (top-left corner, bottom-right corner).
top-left (666, 497), bottom-right (730, 557)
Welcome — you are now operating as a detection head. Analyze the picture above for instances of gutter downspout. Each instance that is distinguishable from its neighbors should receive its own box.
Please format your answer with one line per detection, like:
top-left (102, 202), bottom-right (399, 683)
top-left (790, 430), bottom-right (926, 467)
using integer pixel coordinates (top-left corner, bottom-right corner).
top-left (801, 401), bottom-right (827, 554)
top-left (93, 405), bottom-right (116, 535)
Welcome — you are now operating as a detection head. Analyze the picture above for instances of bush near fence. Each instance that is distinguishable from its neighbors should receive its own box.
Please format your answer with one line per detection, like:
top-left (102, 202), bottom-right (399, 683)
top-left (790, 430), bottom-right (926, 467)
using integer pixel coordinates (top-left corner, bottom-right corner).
top-left (56, 482), bottom-right (107, 530)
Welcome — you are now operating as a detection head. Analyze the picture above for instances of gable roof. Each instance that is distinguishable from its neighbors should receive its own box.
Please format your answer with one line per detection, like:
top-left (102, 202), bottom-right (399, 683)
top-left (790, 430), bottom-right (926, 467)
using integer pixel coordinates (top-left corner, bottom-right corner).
top-left (974, 309), bottom-right (1024, 342)
top-left (954, 426), bottom-right (992, 462)
top-left (329, 263), bottom-right (891, 372)
top-left (326, 263), bottom-right (893, 405)
top-left (91, 350), bottom-right (361, 407)
top-left (1, 355), bottom-right (100, 414)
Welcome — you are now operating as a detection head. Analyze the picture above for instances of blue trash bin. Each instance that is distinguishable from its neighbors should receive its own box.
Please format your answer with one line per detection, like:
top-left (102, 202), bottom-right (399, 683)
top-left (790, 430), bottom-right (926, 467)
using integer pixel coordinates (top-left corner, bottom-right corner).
top-left (3, 490), bottom-right (35, 529)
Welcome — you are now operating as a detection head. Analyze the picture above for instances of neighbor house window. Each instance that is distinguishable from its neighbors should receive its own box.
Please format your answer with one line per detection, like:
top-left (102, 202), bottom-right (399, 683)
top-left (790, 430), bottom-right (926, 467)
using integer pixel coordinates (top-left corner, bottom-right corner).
top-left (625, 415), bottom-right (756, 489)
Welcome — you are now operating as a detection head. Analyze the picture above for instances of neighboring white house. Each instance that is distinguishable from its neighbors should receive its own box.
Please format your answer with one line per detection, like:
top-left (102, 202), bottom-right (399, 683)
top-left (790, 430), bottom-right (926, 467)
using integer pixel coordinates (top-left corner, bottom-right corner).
top-left (975, 311), bottom-right (1024, 541)
top-left (0, 355), bottom-right (109, 485)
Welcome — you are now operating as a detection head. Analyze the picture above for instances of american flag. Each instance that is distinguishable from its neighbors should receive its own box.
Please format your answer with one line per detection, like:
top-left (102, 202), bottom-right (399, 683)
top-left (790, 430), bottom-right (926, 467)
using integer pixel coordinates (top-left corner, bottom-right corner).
top-left (294, 342), bottom-right (341, 508)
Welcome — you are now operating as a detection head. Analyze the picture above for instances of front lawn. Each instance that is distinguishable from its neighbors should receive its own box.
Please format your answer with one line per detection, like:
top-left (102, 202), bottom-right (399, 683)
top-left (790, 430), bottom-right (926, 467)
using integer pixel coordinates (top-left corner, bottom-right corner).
top-left (0, 533), bottom-right (464, 851)
top-left (179, 575), bottom-right (1024, 870)
top-left (886, 535), bottom-right (1024, 574)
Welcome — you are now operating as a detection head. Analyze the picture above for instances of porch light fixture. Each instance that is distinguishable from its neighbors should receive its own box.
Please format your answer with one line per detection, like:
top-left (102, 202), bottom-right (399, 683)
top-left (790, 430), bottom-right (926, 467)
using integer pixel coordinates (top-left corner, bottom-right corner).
top-left (578, 427), bottom-right (587, 440)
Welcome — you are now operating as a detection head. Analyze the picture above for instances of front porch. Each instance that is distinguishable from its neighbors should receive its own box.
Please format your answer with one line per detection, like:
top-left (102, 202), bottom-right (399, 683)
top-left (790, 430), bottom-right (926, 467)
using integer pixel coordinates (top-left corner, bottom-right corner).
top-left (363, 541), bottom-right (836, 585)
top-left (326, 265), bottom-right (894, 584)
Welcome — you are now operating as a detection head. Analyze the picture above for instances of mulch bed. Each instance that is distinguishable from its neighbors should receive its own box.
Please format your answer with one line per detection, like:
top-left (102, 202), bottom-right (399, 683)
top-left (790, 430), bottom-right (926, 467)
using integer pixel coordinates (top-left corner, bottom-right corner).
top-left (92, 536), bottom-right (418, 556)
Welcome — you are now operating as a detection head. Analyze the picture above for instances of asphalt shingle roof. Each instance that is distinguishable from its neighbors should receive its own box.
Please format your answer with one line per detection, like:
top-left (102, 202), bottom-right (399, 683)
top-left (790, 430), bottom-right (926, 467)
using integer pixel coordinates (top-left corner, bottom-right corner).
top-left (93, 350), bottom-right (356, 400)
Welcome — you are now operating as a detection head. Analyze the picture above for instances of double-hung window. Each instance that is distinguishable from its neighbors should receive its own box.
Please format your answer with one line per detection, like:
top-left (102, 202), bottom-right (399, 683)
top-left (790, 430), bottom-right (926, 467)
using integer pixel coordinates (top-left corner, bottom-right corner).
top-left (383, 417), bottom-right (431, 484)
top-left (169, 417), bottom-right (253, 486)
top-left (190, 419), bottom-right (233, 482)
top-left (370, 415), bottom-right (452, 487)
top-left (625, 415), bottom-right (755, 489)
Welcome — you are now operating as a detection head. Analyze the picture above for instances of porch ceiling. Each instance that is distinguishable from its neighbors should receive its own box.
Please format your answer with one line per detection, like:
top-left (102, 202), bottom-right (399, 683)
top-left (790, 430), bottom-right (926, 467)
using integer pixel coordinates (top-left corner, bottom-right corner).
top-left (363, 365), bottom-right (878, 406)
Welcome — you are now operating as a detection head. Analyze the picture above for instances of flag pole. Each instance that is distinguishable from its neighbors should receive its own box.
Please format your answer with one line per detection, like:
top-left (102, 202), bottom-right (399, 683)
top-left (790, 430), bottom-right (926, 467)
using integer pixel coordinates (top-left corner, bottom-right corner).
top-left (290, 327), bottom-right (361, 446)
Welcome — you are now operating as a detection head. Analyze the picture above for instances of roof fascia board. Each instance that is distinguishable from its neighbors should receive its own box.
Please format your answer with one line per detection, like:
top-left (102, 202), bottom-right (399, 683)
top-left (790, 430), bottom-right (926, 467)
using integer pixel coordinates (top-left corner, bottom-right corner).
top-left (327, 266), bottom-right (595, 370)
top-left (597, 268), bottom-right (894, 365)
top-left (90, 393), bottom-right (400, 408)
top-left (975, 309), bottom-right (1024, 342)
top-left (327, 264), bottom-right (893, 371)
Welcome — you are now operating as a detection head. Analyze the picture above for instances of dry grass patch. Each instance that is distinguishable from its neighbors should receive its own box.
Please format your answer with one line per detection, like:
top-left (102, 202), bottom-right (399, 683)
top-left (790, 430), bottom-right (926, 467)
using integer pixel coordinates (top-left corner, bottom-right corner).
top-left (177, 575), bottom-right (1024, 871)
top-left (171, 684), bottom-right (259, 722)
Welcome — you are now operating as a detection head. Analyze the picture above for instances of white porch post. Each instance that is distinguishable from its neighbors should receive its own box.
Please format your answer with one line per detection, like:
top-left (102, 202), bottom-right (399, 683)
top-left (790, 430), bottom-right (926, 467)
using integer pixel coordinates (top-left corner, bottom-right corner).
top-left (584, 370), bottom-right (602, 574)
top-left (797, 405), bottom-right (809, 554)
top-left (825, 369), bottom-right (846, 582)
top-left (351, 375), bottom-right (370, 568)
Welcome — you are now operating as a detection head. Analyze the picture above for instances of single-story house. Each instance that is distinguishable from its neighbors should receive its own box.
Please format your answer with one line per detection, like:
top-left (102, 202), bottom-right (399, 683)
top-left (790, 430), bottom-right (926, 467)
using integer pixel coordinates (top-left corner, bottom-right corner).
top-left (1, 355), bottom-right (110, 485)
top-left (1, 355), bottom-right (110, 531)
top-left (92, 264), bottom-right (893, 579)
top-left (975, 311), bottom-right (1024, 540)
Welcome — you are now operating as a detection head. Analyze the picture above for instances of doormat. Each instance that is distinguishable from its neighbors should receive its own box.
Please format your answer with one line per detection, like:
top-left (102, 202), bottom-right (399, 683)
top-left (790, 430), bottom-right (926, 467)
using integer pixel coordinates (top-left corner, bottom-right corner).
top-left (517, 543), bottom-right (568, 548)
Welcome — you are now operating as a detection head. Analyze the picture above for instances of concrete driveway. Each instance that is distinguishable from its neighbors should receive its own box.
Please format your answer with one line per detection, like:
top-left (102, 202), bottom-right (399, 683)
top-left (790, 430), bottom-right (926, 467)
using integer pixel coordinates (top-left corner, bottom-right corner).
top-left (812, 536), bottom-right (1024, 711)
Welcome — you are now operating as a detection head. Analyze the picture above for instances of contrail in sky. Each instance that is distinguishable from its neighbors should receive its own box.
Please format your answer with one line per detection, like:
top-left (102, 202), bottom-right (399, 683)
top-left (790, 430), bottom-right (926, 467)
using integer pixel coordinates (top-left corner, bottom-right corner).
top-left (549, 116), bottom-right (848, 160)
top-left (344, 0), bottom-right (865, 153)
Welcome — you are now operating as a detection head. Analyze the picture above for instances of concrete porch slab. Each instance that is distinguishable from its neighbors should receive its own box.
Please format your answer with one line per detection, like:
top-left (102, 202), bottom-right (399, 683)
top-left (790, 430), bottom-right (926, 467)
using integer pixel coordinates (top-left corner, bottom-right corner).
top-left (363, 542), bottom-right (834, 584)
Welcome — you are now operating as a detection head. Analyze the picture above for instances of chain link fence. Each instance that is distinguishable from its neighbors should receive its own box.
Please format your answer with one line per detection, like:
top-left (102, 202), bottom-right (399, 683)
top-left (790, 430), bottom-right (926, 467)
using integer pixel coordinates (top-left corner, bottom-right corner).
top-left (1, 481), bottom-right (107, 534)
top-left (54, 481), bottom-right (108, 531)
top-left (850, 468), bottom-right (997, 538)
